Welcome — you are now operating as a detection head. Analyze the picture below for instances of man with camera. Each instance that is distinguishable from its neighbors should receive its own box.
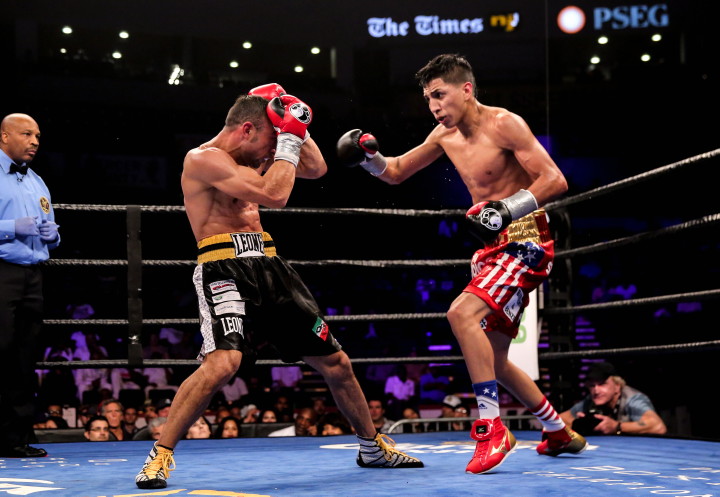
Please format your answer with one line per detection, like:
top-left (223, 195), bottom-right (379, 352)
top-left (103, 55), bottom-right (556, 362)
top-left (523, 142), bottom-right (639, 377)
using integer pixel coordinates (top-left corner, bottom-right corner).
top-left (559, 362), bottom-right (667, 436)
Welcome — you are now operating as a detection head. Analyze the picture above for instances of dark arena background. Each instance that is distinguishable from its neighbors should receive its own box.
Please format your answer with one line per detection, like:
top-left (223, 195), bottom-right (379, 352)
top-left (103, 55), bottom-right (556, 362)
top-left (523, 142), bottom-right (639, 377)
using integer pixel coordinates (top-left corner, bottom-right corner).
top-left (2, 1), bottom-right (720, 496)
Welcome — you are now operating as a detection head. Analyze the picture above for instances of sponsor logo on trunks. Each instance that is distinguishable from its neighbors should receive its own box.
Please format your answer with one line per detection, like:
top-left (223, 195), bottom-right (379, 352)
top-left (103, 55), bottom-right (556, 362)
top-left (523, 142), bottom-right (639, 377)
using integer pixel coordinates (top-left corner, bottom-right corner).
top-left (210, 280), bottom-right (237, 294)
top-left (212, 291), bottom-right (241, 303)
top-left (214, 300), bottom-right (245, 316)
top-left (230, 232), bottom-right (265, 257)
top-left (220, 316), bottom-right (244, 337)
top-left (503, 288), bottom-right (524, 323)
top-left (479, 318), bottom-right (488, 330)
top-left (313, 317), bottom-right (329, 341)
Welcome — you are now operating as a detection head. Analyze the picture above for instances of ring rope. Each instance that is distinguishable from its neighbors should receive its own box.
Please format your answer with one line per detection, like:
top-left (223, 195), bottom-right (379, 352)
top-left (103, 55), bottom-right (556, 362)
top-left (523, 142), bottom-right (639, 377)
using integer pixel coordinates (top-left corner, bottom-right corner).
top-left (42, 214), bottom-right (718, 268)
top-left (42, 258), bottom-right (470, 267)
top-left (42, 288), bottom-right (720, 326)
top-left (539, 340), bottom-right (720, 360)
top-left (38, 339), bottom-right (720, 369)
top-left (53, 148), bottom-right (719, 217)
top-left (37, 355), bottom-right (467, 369)
top-left (43, 313), bottom-right (449, 327)
top-left (555, 213), bottom-right (720, 258)
top-left (543, 288), bottom-right (720, 315)
top-left (545, 148), bottom-right (720, 210)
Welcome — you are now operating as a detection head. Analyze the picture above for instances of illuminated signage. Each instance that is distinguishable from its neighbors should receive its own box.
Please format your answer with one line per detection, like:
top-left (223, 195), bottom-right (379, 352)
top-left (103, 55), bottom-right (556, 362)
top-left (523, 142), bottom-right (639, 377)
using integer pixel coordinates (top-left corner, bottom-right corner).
top-left (367, 13), bottom-right (520, 38)
top-left (594, 4), bottom-right (668, 29)
top-left (557, 4), bottom-right (669, 33)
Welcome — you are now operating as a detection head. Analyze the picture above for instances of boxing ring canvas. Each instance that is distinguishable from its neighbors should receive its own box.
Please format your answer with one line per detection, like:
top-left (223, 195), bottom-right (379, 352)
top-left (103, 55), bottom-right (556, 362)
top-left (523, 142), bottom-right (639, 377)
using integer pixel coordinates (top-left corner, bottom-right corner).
top-left (2, 431), bottom-right (719, 497)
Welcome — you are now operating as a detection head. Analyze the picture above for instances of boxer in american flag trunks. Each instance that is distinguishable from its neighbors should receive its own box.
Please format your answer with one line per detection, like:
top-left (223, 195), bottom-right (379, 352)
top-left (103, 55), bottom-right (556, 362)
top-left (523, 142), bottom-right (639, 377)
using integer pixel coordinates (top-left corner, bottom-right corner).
top-left (337, 53), bottom-right (587, 474)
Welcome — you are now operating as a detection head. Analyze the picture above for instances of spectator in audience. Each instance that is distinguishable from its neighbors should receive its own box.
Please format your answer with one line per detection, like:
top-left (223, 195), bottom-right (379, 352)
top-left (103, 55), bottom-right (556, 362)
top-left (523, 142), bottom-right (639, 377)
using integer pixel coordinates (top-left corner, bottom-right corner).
top-left (133, 416), bottom-right (169, 441)
top-left (319, 412), bottom-right (353, 436)
top-left (272, 394), bottom-right (294, 423)
top-left (400, 407), bottom-right (425, 433)
top-left (140, 403), bottom-right (158, 428)
top-left (214, 416), bottom-right (242, 439)
top-left (42, 416), bottom-right (69, 429)
top-left (258, 409), bottom-right (279, 423)
top-left (221, 372), bottom-right (249, 405)
top-left (268, 407), bottom-right (318, 437)
top-left (142, 331), bottom-right (170, 360)
top-left (311, 396), bottom-right (328, 419)
top-left (214, 404), bottom-right (231, 424)
top-left (110, 367), bottom-right (146, 401)
top-left (419, 366), bottom-right (450, 404)
top-left (155, 397), bottom-right (173, 419)
top-left (84, 415), bottom-right (110, 442)
top-left (142, 352), bottom-right (178, 398)
top-left (149, 417), bottom-right (168, 440)
top-left (74, 347), bottom-right (112, 405)
top-left (271, 365), bottom-right (304, 393)
top-left (239, 403), bottom-right (260, 424)
top-left (76, 404), bottom-right (94, 428)
top-left (185, 415), bottom-right (213, 439)
top-left (100, 399), bottom-right (131, 441)
top-left (384, 365), bottom-right (416, 420)
top-left (451, 403), bottom-right (472, 431)
top-left (368, 398), bottom-right (394, 434)
top-left (122, 406), bottom-right (141, 437)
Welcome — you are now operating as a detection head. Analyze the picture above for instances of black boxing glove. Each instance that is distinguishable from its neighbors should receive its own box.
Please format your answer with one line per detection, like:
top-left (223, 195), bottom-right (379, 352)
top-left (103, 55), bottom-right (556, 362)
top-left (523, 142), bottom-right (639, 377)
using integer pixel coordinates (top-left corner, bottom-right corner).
top-left (336, 129), bottom-right (387, 176)
top-left (466, 189), bottom-right (538, 243)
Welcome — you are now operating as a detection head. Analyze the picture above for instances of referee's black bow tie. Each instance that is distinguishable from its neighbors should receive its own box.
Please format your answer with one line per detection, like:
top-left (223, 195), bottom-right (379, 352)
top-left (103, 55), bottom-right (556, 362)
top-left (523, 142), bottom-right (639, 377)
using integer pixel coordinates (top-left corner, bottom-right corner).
top-left (9, 163), bottom-right (28, 175)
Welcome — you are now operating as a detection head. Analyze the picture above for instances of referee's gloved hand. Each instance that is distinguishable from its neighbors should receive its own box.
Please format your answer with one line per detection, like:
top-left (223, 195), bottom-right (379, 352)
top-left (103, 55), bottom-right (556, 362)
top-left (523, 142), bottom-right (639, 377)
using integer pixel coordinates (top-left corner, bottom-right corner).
top-left (39, 220), bottom-right (60, 242)
top-left (15, 216), bottom-right (39, 236)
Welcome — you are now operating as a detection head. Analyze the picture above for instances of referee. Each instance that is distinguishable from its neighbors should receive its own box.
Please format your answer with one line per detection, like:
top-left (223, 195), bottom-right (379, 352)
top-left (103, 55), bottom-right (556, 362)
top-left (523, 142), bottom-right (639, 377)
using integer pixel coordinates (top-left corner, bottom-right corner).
top-left (0, 113), bottom-right (60, 457)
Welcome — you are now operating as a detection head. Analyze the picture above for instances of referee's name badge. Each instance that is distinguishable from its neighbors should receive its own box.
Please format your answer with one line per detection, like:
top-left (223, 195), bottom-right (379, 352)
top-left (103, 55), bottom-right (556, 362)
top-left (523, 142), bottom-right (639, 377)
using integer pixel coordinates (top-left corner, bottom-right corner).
top-left (231, 232), bottom-right (265, 257)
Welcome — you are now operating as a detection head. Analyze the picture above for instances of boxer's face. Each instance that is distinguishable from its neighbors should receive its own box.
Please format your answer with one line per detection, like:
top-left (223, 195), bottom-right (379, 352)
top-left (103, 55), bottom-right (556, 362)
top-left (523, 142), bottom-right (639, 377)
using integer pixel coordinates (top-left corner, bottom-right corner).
top-left (422, 78), bottom-right (468, 128)
top-left (247, 123), bottom-right (277, 168)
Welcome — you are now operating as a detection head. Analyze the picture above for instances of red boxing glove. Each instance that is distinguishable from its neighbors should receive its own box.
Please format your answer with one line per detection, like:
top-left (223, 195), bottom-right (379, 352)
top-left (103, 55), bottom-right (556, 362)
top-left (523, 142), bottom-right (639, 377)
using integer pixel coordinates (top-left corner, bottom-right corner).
top-left (266, 95), bottom-right (312, 139)
top-left (248, 83), bottom-right (286, 100)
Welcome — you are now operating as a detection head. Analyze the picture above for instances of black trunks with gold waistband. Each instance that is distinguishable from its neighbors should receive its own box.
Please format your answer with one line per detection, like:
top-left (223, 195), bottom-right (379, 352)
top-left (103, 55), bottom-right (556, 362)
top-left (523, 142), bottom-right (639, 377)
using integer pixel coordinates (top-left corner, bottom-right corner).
top-left (484, 209), bottom-right (551, 249)
top-left (197, 232), bottom-right (276, 264)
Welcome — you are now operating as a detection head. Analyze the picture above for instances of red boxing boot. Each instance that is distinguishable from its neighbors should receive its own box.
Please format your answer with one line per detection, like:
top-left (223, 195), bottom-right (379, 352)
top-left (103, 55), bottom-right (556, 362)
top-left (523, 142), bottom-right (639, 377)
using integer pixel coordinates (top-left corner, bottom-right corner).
top-left (465, 417), bottom-right (517, 474)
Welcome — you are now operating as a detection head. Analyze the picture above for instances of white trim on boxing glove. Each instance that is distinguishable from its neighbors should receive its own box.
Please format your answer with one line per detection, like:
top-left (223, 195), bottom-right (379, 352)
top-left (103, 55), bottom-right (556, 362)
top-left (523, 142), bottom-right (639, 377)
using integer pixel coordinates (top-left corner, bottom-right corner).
top-left (502, 189), bottom-right (538, 220)
top-left (361, 152), bottom-right (388, 177)
top-left (275, 133), bottom-right (303, 167)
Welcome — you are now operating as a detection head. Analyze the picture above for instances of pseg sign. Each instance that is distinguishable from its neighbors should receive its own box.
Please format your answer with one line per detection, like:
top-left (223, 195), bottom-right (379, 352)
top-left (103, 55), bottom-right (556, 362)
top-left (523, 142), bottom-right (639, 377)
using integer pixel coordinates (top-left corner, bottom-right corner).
top-left (557, 3), bottom-right (669, 34)
top-left (366, 13), bottom-right (520, 38)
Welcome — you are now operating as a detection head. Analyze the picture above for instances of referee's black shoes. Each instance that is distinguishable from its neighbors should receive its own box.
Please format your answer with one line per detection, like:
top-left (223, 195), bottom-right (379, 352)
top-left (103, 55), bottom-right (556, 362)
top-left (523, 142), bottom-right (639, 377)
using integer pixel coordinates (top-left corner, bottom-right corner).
top-left (0, 444), bottom-right (48, 457)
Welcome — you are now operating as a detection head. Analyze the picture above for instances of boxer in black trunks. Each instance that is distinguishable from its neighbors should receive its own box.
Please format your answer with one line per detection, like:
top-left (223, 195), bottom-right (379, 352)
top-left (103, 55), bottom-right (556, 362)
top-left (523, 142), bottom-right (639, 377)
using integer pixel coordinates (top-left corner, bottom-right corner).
top-left (135, 87), bottom-right (422, 490)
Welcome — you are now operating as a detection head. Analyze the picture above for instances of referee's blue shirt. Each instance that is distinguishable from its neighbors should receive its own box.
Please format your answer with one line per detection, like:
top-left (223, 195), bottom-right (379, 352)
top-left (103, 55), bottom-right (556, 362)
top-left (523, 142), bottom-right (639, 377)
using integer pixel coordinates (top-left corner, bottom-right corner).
top-left (0, 149), bottom-right (60, 265)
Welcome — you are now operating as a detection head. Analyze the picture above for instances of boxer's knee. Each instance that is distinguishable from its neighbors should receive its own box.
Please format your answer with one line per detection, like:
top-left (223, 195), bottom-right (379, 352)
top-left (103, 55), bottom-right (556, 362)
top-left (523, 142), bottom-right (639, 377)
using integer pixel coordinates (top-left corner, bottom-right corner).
top-left (203, 349), bottom-right (242, 384)
top-left (447, 292), bottom-right (489, 331)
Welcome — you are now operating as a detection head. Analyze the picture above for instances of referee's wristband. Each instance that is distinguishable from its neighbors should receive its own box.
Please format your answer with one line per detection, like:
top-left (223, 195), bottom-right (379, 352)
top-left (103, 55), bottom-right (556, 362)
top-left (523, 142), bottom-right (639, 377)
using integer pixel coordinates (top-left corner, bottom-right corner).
top-left (616, 422), bottom-right (622, 435)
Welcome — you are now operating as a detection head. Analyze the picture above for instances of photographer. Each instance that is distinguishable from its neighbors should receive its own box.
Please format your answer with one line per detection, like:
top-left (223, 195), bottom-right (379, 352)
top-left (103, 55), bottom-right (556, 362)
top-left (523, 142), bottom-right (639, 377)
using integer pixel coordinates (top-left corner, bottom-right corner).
top-left (560, 362), bottom-right (667, 436)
